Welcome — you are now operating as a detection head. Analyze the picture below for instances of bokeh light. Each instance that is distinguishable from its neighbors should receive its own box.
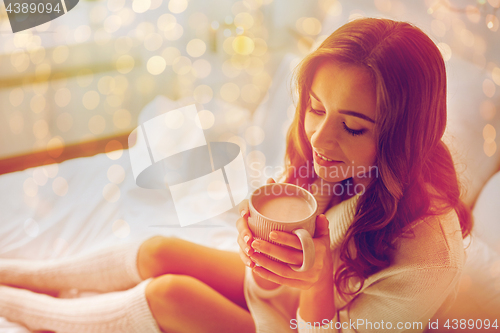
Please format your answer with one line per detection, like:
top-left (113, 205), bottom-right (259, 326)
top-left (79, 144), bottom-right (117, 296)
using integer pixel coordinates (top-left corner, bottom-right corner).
top-left (162, 46), bottom-right (181, 65)
top-left (52, 45), bottom-right (69, 64)
top-left (33, 119), bottom-right (49, 139)
top-left (234, 12), bottom-right (254, 29)
top-left (207, 180), bottom-right (227, 200)
top-left (57, 112), bottom-right (73, 132)
top-left (486, 14), bottom-right (499, 32)
top-left (232, 36), bottom-right (254, 55)
top-left (103, 183), bottom-right (121, 202)
top-left (113, 219), bottom-right (130, 238)
top-left (105, 140), bottom-right (124, 160)
top-left (52, 177), bottom-right (69, 196)
top-left (480, 100), bottom-right (496, 120)
top-left (32, 166), bottom-right (48, 186)
top-left (493, 67), bottom-right (500, 86)
top-left (172, 56), bottom-right (192, 74)
top-left (113, 109), bottom-right (131, 129)
top-left (483, 124), bottom-right (497, 143)
top-left (107, 164), bottom-right (126, 184)
top-left (192, 59), bottom-right (211, 78)
top-left (164, 109), bottom-right (184, 129)
top-left (195, 109), bottom-right (215, 129)
top-left (83, 91), bottom-right (101, 110)
top-left (147, 55), bottom-right (167, 75)
top-left (245, 125), bottom-right (265, 146)
top-left (89, 115), bottom-right (106, 135)
top-left (220, 82), bottom-right (240, 102)
top-left (9, 111), bottom-right (24, 134)
top-left (132, 0), bottom-right (151, 13)
top-left (9, 88), bottom-right (24, 107)
top-left (483, 79), bottom-right (496, 98)
top-left (24, 218), bottom-right (39, 238)
top-left (164, 23), bottom-right (184, 40)
top-left (168, 0), bottom-right (188, 13)
top-left (24, 178), bottom-right (38, 197)
top-left (55, 88), bottom-right (71, 107)
top-left (437, 42), bottom-right (452, 61)
top-left (47, 136), bottom-right (65, 158)
top-left (77, 69), bottom-right (94, 87)
top-left (484, 141), bottom-right (497, 157)
top-left (193, 84), bottom-right (213, 104)
top-left (144, 33), bottom-right (163, 51)
top-left (116, 55), bottom-right (135, 74)
top-left (186, 38), bottom-right (206, 57)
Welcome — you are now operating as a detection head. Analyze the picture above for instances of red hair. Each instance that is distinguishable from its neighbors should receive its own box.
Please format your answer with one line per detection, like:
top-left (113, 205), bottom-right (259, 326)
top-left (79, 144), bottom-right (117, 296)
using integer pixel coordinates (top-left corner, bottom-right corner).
top-left (284, 18), bottom-right (473, 298)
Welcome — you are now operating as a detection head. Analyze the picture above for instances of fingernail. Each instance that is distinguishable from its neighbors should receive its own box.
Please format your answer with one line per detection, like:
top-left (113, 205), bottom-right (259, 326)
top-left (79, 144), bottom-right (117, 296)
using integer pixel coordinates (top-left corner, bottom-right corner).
top-left (269, 231), bottom-right (277, 240)
top-left (240, 210), bottom-right (246, 217)
top-left (244, 235), bottom-right (250, 243)
top-left (251, 240), bottom-right (260, 250)
top-left (245, 246), bottom-right (251, 255)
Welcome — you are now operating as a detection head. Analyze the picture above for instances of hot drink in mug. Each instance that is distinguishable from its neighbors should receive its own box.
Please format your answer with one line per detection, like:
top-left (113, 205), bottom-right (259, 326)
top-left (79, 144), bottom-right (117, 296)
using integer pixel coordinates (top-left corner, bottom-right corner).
top-left (248, 183), bottom-right (318, 272)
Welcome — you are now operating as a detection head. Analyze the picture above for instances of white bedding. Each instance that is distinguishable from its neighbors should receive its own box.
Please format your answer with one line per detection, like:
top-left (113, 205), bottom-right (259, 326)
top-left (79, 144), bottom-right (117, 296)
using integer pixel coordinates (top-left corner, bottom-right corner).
top-left (0, 111), bottom-right (247, 333)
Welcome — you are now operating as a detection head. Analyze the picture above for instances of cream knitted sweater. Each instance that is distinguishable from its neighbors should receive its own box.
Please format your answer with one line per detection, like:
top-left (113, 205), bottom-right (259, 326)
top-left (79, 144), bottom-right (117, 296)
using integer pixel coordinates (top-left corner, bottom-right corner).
top-left (244, 187), bottom-right (465, 333)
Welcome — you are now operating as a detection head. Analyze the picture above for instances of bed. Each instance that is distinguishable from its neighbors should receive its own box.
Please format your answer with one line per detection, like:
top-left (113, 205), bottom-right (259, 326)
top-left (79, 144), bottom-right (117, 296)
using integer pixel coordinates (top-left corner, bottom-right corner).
top-left (2, 1), bottom-right (500, 331)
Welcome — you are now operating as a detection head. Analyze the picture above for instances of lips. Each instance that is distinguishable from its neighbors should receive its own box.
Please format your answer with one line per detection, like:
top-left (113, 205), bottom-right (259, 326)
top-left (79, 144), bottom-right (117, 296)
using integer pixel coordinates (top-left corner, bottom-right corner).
top-left (313, 150), bottom-right (343, 166)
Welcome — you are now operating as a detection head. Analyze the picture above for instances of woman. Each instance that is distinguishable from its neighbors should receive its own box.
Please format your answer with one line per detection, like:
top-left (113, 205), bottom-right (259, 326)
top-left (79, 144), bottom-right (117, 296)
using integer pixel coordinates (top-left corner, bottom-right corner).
top-left (0, 18), bottom-right (472, 333)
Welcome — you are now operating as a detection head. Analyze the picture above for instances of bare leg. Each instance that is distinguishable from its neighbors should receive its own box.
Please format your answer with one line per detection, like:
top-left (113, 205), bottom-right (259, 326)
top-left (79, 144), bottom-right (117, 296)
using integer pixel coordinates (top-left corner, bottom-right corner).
top-left (146, 274), bottom-right (255, 333)
top-left (137, 236), bottom-right (248, 310)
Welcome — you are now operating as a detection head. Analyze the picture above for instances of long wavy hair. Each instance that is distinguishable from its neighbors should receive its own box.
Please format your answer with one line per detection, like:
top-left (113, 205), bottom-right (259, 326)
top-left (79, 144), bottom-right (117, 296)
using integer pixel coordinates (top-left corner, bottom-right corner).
top-left (283, 18), bottom-right (473, 298)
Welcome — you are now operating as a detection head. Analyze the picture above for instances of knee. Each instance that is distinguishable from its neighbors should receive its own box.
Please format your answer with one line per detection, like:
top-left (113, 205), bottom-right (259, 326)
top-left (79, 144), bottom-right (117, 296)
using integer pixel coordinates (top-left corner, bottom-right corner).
top-left (146, 274), bottom-right (196, 314)
top-left (138, 236), bottom-right (176, 278)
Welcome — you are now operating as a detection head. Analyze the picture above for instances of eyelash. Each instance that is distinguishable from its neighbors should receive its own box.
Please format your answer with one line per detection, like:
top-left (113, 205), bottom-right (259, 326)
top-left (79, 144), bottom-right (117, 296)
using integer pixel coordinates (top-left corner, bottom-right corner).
top-left (308, 108), bottom-right (366, 137)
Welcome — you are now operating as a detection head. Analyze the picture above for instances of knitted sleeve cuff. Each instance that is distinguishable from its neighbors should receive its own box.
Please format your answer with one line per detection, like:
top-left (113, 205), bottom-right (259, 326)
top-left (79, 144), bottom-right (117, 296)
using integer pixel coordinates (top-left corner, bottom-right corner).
top-left (295, 307), bottom-right (338, 333)
top-left (244, 266), bottom-right (287, 299)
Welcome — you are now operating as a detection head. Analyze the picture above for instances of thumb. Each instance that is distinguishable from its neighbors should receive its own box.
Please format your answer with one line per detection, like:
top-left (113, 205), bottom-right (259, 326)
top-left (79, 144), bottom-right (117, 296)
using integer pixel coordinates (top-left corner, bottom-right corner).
top-left (315, 214), bottom-right (330, 238)
top-left (266, 177), bottom-right (276, 184)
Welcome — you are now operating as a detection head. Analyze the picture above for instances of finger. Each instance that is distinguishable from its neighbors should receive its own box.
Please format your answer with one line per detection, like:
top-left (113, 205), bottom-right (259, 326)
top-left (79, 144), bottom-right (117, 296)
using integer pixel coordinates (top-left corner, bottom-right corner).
top-left (250, 239), bottom-right (303, 266)
top-left (314, 214), bottom-right (330, 238)
top-left (238, 199), bottom-right (249, 218)
top-left (249, 252), bottom-right (302, 280)
top-left (269, 230), bottom-right (303, 250)
top-left (266, 177), bottom-right (276, 184)
top-left (238, 232), bottom-right (254, 256)
top-left (236, 217), bottom-right (253, 245)
top-left (252, 266), bottom-right (309, 290)
top-left (239, 249), bottom-right (255, 268)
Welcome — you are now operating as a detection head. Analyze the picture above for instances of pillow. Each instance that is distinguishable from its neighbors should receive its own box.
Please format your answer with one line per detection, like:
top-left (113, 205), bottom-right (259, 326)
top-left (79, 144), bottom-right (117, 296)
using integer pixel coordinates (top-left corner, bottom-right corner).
top-left (246, 53), bottom-right (300, 188)
top-left (472, 170), bottom-right (500, 253)
top-left (444, 57), bottom-right (500, 207)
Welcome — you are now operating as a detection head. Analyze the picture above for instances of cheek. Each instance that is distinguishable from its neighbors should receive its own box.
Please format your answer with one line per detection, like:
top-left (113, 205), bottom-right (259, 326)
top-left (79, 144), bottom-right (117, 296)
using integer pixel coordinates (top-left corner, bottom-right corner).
top-left (304, 114), bottom-right (314, 142)
top-left (357, 139), bottom-right (377, 166)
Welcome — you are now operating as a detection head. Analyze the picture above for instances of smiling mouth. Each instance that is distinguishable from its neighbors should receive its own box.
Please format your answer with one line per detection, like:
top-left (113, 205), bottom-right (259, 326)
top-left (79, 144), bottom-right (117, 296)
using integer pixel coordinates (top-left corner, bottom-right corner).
top-left (314, 150), bottom-right (340, 162)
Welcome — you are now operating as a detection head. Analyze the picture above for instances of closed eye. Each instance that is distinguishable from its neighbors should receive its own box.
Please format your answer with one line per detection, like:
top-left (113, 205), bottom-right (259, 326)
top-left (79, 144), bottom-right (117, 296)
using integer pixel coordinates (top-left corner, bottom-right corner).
top-left (342, 122), bottom-right (365, 136)
top-left (309, 108), bottom-right (325, 116)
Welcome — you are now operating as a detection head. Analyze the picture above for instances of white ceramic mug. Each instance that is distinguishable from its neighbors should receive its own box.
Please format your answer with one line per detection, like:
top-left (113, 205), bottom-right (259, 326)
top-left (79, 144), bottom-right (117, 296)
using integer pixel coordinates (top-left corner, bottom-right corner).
top-left (248, 183), bottom-right (318, 272)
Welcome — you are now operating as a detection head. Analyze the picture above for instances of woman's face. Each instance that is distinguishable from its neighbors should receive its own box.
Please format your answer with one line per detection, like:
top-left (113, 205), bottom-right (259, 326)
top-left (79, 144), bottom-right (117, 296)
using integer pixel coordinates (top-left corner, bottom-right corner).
top-left (304, 61), bottom-right (377, 188)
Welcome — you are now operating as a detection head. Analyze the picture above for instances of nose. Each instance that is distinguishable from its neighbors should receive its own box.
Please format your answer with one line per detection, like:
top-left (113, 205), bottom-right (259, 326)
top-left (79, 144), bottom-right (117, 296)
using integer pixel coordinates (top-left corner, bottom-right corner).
top-left (311, 115), bottom-right (340, 150)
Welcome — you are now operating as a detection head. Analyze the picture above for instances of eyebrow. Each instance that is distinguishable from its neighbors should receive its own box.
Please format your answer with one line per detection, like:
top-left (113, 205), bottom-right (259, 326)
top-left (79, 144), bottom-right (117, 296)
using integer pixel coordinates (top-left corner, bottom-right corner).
top-left (309, 90), bottom-right (375, 124)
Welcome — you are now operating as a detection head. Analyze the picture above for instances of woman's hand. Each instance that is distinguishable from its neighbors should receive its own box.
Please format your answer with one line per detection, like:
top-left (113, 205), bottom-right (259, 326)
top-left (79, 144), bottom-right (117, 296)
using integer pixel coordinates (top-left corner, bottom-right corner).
top-left (236, 177), bottom-right (276, 269)
top-left (248, 214), bottom-right (334, 290)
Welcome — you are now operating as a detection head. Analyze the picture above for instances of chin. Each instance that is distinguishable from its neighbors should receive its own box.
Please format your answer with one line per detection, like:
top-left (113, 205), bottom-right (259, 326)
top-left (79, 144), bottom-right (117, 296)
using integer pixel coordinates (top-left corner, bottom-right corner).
top-left (313, 163), bottom-right (347, 183)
